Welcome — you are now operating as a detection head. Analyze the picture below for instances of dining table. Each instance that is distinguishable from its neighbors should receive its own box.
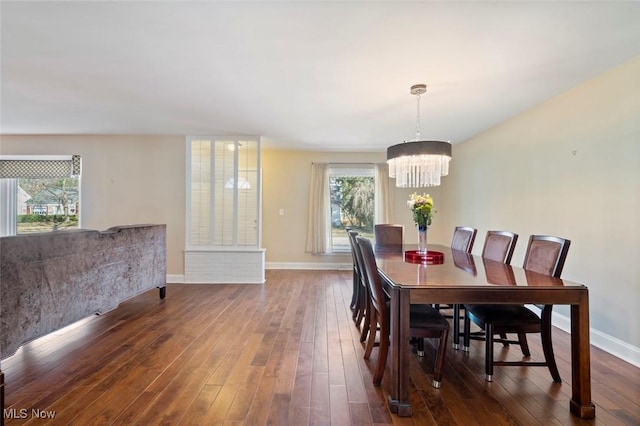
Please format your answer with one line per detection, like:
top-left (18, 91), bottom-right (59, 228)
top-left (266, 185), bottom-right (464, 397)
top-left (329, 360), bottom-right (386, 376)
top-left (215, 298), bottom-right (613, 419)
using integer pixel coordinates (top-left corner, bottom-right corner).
top-left (375, 244), bottom-right (596, 419)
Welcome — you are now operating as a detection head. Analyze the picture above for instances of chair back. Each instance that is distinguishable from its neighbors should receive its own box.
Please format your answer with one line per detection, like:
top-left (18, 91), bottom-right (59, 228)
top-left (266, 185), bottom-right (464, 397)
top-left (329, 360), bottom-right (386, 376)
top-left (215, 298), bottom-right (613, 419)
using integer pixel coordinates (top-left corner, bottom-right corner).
top-left (356, 236), bottom-right (388, 320)
top-left (374, 224), bottom-right (403, 251)
top-left (347, 229), bottom-right (362, 276)
top-left (481, 230), bottom-right (518, 264)
top-left (451, 226), bottom-right (477, 253)
top-left (523, 235), bottom-right (571, 278)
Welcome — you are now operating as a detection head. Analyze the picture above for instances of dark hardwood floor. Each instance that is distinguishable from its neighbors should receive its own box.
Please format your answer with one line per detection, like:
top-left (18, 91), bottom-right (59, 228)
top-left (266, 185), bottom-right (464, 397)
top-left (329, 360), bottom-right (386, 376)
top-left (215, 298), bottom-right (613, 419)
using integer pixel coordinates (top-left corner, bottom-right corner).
top-left (2, 270), bottom-right (639, 425)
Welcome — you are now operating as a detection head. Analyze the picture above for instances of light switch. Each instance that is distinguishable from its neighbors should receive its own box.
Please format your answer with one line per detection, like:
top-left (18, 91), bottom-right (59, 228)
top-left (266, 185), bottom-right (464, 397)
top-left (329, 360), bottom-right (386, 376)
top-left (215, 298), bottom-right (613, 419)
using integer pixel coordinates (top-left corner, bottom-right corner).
top-left (279, 208), bottom-right (285, 216)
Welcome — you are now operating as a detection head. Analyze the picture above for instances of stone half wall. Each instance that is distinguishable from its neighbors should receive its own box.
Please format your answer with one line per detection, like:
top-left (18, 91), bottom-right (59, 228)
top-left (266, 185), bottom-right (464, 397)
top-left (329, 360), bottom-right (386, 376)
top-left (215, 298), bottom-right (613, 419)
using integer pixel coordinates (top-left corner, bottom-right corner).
top-left (0, 224), bottom-right (166, 359)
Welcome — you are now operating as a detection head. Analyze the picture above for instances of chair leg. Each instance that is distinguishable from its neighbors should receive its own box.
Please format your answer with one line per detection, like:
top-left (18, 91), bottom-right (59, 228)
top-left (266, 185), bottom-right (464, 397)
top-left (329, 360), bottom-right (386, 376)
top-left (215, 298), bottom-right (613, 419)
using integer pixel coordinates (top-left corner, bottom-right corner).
top-left (452, 304), bottom-right (460, 349)
top-left (373, 320), bottom-right (389, 386)
top-left (462, 310), bottom-right (471, 352)
top-left (485, 324), bottom-right (494, 382)
top-left (355, 284), bottom-right (366, 327)
top-left (541, 307), bottom-right (561, 383)
top-left (432, 328), bottom-right (449, 388)
top-left (363, 311), bottom-right (377, 360)
top-left (359, 296), bottom-right (370, 343)
top-left (517, 333), bottom-right (531, 357)
top-left (500, 333), bottom-right (509, 347)
top-left (350, 269), bottom-right (357, 310)
top-left (417, 338), bottom-right (425, 357)
top-left (352, 279), bottom-right (360, 321)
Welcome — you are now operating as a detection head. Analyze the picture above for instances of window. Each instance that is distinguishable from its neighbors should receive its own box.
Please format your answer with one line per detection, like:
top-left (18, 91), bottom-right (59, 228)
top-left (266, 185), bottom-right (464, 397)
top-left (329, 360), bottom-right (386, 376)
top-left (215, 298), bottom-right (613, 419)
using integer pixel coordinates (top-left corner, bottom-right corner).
top-left (185, 137), bottom-right (264, 284)
top-left (0, 155), bottom-right (81, 236)
top-left (306, 162), bottom-right (391, 255)
top-left (186, 137), bottom-right (260, 248)
top-left (328, 165), bottom-right (375, 252)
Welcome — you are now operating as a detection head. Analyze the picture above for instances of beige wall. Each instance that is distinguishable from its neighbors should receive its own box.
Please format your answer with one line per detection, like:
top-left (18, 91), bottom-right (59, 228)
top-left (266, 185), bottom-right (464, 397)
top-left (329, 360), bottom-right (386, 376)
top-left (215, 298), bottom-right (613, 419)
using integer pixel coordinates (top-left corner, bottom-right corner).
top-left (0, 135), bottom-right (187, 274)
top-left (261, 149), bottom-right (450, 267)
top-left (438, 56), bottom-right (640, 351)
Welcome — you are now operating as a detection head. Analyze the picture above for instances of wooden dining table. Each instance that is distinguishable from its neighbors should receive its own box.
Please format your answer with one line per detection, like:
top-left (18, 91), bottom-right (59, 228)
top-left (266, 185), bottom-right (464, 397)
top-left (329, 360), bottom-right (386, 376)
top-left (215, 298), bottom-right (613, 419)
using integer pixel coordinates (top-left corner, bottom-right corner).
top-left (375, 244), bottom-right (596, 419)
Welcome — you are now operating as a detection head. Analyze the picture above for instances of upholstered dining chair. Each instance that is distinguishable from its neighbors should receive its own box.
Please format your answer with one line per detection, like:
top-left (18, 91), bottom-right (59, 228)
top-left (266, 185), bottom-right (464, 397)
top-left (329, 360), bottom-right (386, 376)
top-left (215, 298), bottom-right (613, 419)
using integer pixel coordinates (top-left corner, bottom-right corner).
top-left (443, 226), bottom-right (478, 348)
top-left (374, 224), bottom-right (404, 252)
top-left (350, 229), bottom-right (374, 344)
top-left (460, 230), bottom-right (518, 350)
top-left (463, 235), bottom-right (571, 382)
top-left (356, 236), bottom-right (450, 388)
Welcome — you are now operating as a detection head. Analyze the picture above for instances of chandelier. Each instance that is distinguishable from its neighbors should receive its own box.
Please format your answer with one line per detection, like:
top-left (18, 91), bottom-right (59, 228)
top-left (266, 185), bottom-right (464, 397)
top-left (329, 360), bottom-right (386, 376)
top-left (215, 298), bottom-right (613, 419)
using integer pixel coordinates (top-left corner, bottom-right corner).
top-left (387, 84), bottom-right (452, 187)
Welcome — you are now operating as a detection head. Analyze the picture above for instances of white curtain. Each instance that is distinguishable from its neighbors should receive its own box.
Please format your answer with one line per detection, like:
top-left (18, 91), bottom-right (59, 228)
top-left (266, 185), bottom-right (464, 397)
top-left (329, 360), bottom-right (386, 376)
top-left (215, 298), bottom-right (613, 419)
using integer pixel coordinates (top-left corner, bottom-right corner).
top-left (306, 162), bottom-right (329, 254)
top-left (375, 162), bottom-right (393, 224)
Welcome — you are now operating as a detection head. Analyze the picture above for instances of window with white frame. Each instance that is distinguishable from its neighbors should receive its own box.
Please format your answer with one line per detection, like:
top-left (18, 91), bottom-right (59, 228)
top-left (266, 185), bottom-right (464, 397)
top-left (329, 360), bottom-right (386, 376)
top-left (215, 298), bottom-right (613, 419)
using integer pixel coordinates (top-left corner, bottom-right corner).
top-left (0, 155), bottom-right (81, 236)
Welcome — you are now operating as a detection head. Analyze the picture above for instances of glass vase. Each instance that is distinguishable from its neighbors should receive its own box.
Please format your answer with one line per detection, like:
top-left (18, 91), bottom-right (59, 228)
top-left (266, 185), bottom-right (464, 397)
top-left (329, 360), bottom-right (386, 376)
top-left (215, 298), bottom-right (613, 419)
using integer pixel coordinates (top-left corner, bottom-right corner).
top-left (418, 226), bottom-right (428, 254)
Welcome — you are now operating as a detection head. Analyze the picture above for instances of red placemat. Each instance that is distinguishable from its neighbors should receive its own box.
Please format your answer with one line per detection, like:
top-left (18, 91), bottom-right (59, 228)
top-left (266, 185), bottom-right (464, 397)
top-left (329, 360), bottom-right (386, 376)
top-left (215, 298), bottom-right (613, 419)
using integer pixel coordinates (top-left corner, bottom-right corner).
top-left (404, 250), bottom-right (444, 264)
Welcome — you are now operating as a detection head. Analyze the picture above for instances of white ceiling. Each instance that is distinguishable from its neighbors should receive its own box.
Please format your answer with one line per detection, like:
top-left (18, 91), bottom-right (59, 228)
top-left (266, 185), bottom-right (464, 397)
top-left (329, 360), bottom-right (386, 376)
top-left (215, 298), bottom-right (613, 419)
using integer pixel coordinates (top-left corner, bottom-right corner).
top-left (2, 1), bottom-right (639, 151)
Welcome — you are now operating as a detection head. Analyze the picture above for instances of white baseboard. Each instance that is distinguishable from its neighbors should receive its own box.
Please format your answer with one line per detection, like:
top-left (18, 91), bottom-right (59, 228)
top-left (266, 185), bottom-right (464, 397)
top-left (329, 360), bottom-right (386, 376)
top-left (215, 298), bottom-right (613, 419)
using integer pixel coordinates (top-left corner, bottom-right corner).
top-left (526, 305), bottom-right (640, 368)
top-left (266, 262), bottom-right (352, 270)
top-left (166, 273), bottom-right (264, 284)
top-left (551, 310), bottom-right (640, 368)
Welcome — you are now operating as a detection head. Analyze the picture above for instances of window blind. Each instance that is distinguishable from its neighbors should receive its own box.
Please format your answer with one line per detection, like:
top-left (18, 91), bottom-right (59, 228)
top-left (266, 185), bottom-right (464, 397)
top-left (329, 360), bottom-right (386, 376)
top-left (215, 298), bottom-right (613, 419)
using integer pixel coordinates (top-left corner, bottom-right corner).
top-left (0, 155), bottom-right (81, 179)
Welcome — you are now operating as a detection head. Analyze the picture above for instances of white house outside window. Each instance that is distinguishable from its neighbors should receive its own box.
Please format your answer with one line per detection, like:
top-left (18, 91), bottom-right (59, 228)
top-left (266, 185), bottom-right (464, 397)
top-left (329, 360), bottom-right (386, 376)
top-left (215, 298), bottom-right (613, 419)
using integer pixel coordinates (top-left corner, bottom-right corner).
top-left (0, 155), bottom-right (81, 237)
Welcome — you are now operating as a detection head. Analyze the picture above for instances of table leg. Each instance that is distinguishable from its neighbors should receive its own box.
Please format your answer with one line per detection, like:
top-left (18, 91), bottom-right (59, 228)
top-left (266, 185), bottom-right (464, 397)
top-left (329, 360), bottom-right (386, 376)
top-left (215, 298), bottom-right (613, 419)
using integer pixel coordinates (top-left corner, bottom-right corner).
top-left (388, 286), bottom-right (412, 416)
top-left (452, 304), bottom-right (461, 349)
top-left (570, 291), bottom-right (596, 419)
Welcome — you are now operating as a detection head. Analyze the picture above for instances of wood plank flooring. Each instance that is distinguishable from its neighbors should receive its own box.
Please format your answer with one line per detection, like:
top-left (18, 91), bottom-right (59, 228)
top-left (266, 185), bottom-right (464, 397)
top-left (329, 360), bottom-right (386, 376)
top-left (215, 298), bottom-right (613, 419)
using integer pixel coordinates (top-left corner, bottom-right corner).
top-left (2, 270), bottom-right (639, 425)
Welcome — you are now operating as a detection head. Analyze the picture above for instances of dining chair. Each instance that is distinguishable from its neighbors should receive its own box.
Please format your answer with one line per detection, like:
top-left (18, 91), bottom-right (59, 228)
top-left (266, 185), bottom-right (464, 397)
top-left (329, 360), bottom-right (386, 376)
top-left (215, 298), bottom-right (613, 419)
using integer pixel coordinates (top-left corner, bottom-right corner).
top-left (463, 235), bottom-right (571, 382)
top-left (441, 226), bottom-right (478, 348)
top-left (346, 227), bottom-right (358, 312)
top-left (460, 230), bottom-right (518, 350)
top-left (350, 230), bottom-right (374, 344)
top-left (347, 229), bottom-right (366, 329)
top-left (356, 236), bottom-right (450, 388)
top-left (374, 224), bottom-right (404, 252)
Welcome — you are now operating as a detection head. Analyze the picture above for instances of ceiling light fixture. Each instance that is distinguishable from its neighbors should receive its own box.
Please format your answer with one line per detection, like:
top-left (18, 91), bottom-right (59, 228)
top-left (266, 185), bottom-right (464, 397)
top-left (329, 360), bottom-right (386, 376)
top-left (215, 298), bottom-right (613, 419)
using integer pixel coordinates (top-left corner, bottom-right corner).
top-left (387, 84), bottom-right (452, 187)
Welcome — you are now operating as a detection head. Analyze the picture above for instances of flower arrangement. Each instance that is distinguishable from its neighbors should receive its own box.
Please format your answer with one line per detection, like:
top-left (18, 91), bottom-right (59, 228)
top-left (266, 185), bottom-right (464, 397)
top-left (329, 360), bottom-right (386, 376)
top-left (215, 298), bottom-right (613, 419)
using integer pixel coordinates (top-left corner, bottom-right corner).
top-left (408, 193), bottom-right (434, 229)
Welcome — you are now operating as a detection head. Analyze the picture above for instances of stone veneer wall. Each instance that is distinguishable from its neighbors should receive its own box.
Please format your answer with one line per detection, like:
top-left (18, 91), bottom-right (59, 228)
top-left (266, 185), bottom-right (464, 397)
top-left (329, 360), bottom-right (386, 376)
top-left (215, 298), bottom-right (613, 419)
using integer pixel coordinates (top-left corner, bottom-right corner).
top-left (0, 224), bottom-right (166, 359)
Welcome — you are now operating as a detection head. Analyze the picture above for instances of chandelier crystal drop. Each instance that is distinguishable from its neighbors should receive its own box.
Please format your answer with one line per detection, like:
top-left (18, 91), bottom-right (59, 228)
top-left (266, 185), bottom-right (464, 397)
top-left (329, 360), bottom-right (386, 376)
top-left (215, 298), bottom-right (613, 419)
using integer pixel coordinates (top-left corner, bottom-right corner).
top-left (387, 84), bottom-right (452, 188)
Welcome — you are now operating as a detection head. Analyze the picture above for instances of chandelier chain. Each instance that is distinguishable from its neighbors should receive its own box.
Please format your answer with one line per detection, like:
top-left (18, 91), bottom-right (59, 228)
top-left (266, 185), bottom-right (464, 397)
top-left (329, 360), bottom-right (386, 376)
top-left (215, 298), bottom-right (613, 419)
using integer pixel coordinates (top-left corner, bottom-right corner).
top-left (415, 93), bottom-right (421, 141)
